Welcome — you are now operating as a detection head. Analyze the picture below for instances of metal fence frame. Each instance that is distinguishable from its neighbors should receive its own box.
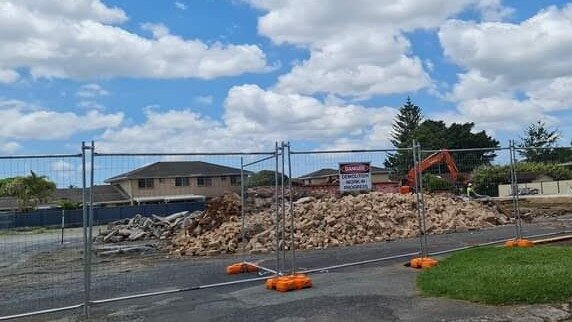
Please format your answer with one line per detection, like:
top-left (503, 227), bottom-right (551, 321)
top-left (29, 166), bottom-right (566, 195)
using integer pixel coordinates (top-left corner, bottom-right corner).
top-left (1, 140), bottom-right (571, 320)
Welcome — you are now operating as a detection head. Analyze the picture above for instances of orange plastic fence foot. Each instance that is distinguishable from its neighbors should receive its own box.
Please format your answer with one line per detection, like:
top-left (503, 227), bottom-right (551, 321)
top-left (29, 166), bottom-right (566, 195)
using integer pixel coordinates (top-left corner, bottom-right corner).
top-left (504, 239), bottom-right (518, 248)
top-left (410, 257), bottom-right (438, 269)
top-left (293, 274), bottom-right (312, 290)
top-left (267, 274), bottom-right (313, 292)
top-left (226, 263), bottom-right (259, 275)
top-left (275, 276), bottom-right (296, 292)
top-left (505, 239), bottom-right (534, 248)
top-left (517, 239), bottom-right (534, 248)
top-left (266, 276), bottom-right (279, 290)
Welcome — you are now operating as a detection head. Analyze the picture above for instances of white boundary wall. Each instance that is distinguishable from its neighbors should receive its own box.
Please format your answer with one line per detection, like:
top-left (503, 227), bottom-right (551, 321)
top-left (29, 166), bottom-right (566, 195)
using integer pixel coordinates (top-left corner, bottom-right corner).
top-left (498, 180), bottom-right (572, 196)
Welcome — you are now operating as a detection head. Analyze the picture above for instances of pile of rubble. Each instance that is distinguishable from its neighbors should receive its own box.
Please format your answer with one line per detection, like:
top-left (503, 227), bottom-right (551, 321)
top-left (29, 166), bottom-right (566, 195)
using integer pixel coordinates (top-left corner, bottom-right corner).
top-left (167, 192), bottom-right (509, 256)
top-left (96, 193), bottom-right (241, 244)
top-left (97, 191), bottom-right (510, 256)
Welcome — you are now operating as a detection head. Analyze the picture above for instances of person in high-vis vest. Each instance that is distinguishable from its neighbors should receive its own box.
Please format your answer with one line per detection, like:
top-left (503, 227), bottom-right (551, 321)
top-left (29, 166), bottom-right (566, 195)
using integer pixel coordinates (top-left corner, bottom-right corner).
top-left (466, 183), bottom-right (477, 198)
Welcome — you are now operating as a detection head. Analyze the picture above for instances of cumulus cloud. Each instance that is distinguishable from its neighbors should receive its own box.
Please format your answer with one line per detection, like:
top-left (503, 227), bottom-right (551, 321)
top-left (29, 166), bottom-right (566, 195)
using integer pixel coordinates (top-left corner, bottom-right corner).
top-left (76, 83), bottom-right (109, 98)
top-left (0, 0), bottom-right (269, 81)
top-left (0, 69), bottom-right (20, 84)
top-left (97, 84), bottom-right (397, 152)
top-left (194, 95), bottom-right (214, 106)
top-left (175, 2), bottom-right (188, 11)
top-left (97, 109), bottom-right (259, 153)
top-left (224, 84), bottom-right (396, 141)
top-left (247, 0), bottom-right (503, 98)
top-left (439, 4), bottom-right (572, 132)
top-left (0, 99), bottom-right (123, 152)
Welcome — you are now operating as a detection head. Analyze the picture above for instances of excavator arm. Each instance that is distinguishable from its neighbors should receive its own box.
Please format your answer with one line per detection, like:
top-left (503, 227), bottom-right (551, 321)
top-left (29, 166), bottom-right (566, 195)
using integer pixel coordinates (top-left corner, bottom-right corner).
top-left (405, 149), bottom-right (459, 188)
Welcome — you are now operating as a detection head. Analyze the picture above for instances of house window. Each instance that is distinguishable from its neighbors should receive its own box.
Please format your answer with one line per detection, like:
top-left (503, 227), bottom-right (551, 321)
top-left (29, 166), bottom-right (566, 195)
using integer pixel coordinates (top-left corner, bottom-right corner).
top-left (138, 178), bottom-right (154, 189)
top-left (175, 177), bottom-right (190, 187)
top-left (197, 177), bottom-right (212, 187)
top-left (231, 176), bottom-right (241, 186)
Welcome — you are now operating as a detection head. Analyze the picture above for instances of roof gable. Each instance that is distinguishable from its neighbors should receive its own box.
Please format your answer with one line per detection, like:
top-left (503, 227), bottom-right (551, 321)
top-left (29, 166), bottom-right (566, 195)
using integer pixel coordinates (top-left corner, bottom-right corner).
top-left (105, 161), bottom-right (243, 182)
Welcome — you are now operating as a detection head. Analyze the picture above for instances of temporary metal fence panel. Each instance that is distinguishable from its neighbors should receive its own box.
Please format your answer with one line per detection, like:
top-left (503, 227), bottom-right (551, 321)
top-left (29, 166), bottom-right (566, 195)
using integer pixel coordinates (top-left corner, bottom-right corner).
top-left (88, 150), bottom-right (275, 304)
top-left (3, 141), bottom-right (570, 320)
top-left (511, 145), bottom-right (572, 196)
top-left (416, 146), bottom-right (522, 247)
top-left (287, 147), bottom-right (415, 272)
top-left (0, 153), bottom-right (85, 318)
top-left (240, 147), bottom-right (281, 275)
top-left (511, 145), bottom-right (572, 238)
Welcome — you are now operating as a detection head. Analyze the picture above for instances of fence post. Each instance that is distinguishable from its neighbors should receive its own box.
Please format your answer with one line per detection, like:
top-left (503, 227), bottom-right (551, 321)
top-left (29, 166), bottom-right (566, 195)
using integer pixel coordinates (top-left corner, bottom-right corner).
top-left (81, 142), bottom-right (90, 318)
top-left (287, 142), bottom-right (295, 274)
top-left (417, 143), bottom-right (429, 257)
top-left (280, 141), bottom-right (286, 273)
top-left (274, 142), bottom-right (280, 275)
top-left (240, 157), bottom-right (246, 259)
top-left (509, 140), bottom-right (522, 239)
top-left (412, 140), bottom-right (424, 257)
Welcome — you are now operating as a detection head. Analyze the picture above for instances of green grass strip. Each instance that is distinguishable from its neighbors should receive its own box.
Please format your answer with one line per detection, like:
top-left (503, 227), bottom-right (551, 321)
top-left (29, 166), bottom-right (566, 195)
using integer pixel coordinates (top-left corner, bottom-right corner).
top-left (418, 246), bottom-right (572, 305)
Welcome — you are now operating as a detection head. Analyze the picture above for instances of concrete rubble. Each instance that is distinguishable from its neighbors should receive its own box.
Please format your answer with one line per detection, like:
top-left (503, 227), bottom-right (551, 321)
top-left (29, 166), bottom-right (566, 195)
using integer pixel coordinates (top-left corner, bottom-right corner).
top-left (96, 190), bottom-right (510, 256)
top-left (162, 191), bottom-right (509, 256)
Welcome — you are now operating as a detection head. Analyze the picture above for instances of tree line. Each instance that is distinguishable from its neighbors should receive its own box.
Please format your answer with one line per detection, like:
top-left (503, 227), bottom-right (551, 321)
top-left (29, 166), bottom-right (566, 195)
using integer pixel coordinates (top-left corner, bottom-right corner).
top-left (384, 97), bottom-right (572, 195)
top-left (385, 97), bottom-right (572, 172)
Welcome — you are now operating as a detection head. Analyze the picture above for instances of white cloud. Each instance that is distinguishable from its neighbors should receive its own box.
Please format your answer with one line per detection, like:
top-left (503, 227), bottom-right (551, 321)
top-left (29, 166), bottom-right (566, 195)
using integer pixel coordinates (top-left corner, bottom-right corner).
top-left (78, 101), bottom-right (106, 111)
top-left (175, 2), bottom-right (188, 11)
top-left (248, 0), bottom-right (492, 98)
top-left (274, 31), bottom-right (430, 98)
top-left (14, 0), bottom-right (128, 24)
top-left (0, 68), bottom-right (20, 84)
top-left (0, 99), bottom-right (123, 142)
top-left (224, 84), bottom-right (397, 141)
top-left (439, 4), bottom-right (572, 133)
top-left (98, 109), bottom-right (262, 153)
top-left (97, 84), bottom-right (397, 152)
top-left (476, 0), bottom-right (514, 21)
top-left (194, 95), bottom-right (214, 105)
top-left (0, 0), bottom-right (269, 81)
top-left (51, 160), bottom-right (76, 172)
top-left (76, 83), bottom-right (109, 98)
top-left (0, 141), bottom-right (20, 154)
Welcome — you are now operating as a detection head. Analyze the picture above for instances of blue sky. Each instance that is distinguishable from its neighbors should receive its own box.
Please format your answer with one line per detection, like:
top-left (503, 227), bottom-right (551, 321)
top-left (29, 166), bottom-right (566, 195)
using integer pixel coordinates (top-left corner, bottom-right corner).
top-left (1, 0), bottom-right (572, 157)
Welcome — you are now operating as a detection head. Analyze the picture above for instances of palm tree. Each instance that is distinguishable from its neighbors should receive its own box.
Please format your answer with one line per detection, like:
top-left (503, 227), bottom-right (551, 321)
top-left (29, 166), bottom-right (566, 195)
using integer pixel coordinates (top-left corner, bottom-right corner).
top-left (3, 171), bottom-right (56, 212)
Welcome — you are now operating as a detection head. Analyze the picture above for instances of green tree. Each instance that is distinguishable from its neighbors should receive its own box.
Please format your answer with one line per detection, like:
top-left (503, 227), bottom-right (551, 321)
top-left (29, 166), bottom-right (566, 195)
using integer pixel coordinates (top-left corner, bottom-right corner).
top-left (517, 121), bottom-right (572, 163)
top-left (56, 199), bottom-right (82, 210)
top-left (385, 119), bottom-right (499, 181)
top-left (384, 97), bottom-right (423, 175)
top-left (389, 97), bottom-right (423, 149)
top-left (246, 170), bottom-right (289, 187)
top-left (1, 171), bottom-right (56, 212)
top-left (413, 121), bottom-right (499, 173)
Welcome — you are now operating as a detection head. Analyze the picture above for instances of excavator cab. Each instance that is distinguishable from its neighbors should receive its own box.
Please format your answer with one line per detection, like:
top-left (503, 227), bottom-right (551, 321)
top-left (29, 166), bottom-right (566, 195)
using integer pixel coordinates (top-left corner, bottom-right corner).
top-left (399, 149), bottom-right (459, 194)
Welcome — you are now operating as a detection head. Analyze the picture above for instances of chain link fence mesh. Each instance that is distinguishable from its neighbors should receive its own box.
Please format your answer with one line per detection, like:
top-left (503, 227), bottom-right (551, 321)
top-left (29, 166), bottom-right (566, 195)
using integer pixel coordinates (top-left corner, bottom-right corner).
top-left (0, 154), bottom-right (85, 317)
top-left (1, 143), bottom-right (571, 319)
top-left (88, 152), bottom-right (278, 302)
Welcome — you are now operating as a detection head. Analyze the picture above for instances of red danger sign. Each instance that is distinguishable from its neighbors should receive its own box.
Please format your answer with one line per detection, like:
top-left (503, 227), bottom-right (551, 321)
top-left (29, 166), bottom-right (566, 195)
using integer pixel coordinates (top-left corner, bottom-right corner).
top-left (340, 163), bottom-right (370, 174)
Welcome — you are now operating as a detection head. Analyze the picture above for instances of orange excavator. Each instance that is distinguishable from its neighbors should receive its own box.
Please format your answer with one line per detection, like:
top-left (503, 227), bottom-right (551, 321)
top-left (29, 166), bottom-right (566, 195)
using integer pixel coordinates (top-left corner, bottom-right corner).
top-left (400, 149), bottom-right (459, 194)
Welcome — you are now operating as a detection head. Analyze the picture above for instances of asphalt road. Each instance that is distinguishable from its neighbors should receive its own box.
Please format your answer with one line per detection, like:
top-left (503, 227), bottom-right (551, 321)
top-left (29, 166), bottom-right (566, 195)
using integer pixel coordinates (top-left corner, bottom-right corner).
top-left (2, 218), bottom-right (571, 321)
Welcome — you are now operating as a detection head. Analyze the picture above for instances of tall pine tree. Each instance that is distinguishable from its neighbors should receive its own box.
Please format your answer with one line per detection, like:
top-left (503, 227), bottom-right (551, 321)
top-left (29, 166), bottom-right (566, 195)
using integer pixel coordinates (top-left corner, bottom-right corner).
top-left (517, 121), bottom-right (572, 163)
top-left (384, 97), bottom-right (423, 172)
top-left (389, 97), bottom-right (423, 149)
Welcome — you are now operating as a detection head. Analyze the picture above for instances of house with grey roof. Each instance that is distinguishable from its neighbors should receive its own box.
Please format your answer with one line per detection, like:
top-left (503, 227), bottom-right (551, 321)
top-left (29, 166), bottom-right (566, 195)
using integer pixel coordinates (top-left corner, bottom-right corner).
top-left (298, 166), bottom-right (392, 186)
top-left (105, 161), bottom-right (245, 203)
